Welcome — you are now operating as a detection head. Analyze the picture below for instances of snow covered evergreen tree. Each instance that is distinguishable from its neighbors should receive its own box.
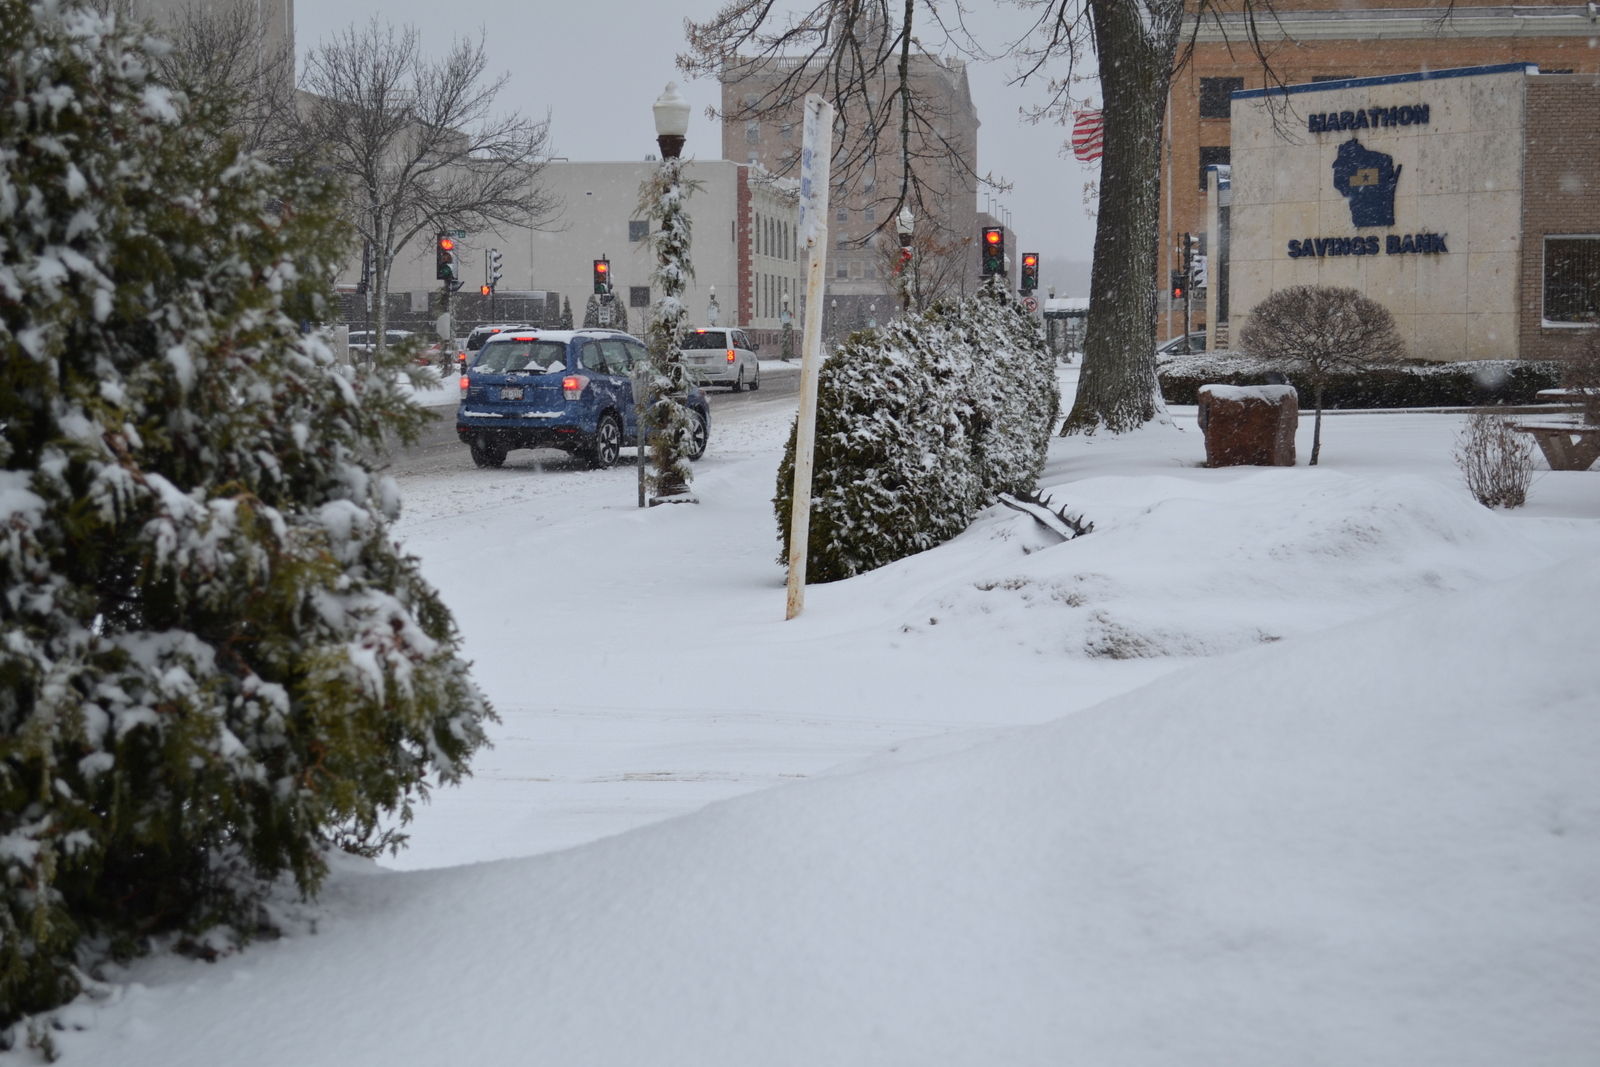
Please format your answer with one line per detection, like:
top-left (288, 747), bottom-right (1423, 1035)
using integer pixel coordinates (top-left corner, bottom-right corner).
top-left (776, 287), bottom-right (1057, 581)
top-left (0, 0), bottom-right (492, 1027)
top-left (582, 293), bottom-right (600, 329)
top-left (560, 296), bottom-right (574, 329)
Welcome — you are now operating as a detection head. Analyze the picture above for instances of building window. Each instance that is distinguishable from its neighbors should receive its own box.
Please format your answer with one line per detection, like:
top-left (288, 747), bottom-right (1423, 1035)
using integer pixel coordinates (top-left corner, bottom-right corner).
top-left (628, 220), bottom-right (648, 242)
top-left (835, 261), bottom-right (849, 279)
top-left (781, 122), bottom-right (794, 139)
top-left (835, 206), bottom-right (848, 223)
top-left (865, 262), bottom-right (877, 279)
top-left (1543, 236), bottom-right (1600, 324)
top-left (1199, 77), bottom-right (1244, 119)
top-left (629, 286), bottom-right (651, 308)
top-left (745, 121), bottom-right (760, 144)
top-left (748, 153), bottom-right (759, 165)
top-left (836, 233), bottom-right (849, 250)
top-left (1199, 146), bottom-right (1231, 190)
top-left (863, 205), bottom-right (876, 224)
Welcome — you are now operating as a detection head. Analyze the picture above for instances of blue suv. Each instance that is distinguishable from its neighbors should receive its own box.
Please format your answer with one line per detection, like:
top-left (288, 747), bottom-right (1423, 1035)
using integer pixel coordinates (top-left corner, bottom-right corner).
top-left (455, 329), bottom-right (711, 470)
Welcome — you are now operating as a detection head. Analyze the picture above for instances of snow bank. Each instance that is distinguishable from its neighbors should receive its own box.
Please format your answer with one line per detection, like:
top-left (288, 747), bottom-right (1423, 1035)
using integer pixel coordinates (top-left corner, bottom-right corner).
top-left (53, 554), bottom-right (1600, 1066)
top-left (842, 465), bottom-right (1545, 662)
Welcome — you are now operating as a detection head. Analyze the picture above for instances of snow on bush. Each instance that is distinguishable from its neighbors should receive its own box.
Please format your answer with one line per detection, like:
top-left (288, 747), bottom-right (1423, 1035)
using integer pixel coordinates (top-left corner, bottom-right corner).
top-left (0, 0), bottom-right (491, 1030)
top-left (775, 287), bottom-right (1058, 581)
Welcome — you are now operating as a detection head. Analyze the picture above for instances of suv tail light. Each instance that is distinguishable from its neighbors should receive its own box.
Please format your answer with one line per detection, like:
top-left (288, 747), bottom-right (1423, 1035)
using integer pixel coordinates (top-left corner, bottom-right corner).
top-left (459, 375), bottom-right (469, 393)
top-left (726, 349), bottom-right (736, 363)
top-left (562, 374), bottom-right (590, 400)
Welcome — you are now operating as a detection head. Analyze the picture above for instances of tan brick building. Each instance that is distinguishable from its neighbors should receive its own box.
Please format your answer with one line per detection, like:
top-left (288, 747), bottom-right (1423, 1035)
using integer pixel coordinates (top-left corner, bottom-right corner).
top-left (1217, 62), bottom-right (1600, 362)
top-left (720, 53), bottom-right (981, 340)
top-left (1167, 1), bottom-right (1600, 349)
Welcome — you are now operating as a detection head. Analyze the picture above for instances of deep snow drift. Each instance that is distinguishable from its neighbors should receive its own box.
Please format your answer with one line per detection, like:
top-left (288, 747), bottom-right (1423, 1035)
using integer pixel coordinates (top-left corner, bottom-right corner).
top-left (49, 556), bottom-right (1600, 1066)
top-left (27, 375), bottom-right (1600, 1064)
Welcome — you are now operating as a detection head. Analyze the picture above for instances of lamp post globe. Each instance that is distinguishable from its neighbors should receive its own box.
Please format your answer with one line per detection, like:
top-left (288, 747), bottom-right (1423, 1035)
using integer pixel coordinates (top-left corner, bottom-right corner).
top-left (652, 82), bottom-right (691, 160)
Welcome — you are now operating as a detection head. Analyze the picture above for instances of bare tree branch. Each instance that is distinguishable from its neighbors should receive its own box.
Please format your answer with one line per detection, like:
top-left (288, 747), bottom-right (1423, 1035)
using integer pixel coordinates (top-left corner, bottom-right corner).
top-left (296, 20), bottom-right (557, 358)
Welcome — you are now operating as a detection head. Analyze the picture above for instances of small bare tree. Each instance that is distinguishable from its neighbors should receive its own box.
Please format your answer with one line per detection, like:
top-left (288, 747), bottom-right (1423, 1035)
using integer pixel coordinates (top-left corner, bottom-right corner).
top-left (1239, 285), bottom-right (1407, 465)
top-left (143, 1), bottom-right (298, 158)
top-left (297, 20), bottom-right (556, 360)
top-left (879, 225), bottom-right (972, 312)
top-left (1454, 411), bottom-right (1535, 508)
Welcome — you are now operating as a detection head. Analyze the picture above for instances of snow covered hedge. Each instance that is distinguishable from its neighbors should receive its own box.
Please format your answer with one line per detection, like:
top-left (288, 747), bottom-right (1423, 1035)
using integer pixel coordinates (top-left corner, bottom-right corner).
top-left (0, 0), bottom-right (491, 1030)
top-left (775, 287), bottom-right (1058, 582)
top-left (1159, 353), bottom-right (1561, 408)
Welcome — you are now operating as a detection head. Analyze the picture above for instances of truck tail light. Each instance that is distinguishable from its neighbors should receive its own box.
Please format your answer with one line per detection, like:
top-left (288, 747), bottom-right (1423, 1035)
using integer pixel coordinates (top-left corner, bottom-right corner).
top-left (562, 374), bottom-right (589, 400)
top-left (726, 349), bottom-right (736, 363)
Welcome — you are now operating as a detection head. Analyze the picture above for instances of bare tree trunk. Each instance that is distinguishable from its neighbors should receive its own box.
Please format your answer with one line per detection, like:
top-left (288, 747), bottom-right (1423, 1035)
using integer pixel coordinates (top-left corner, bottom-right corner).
top-left (1061, 0), bottom-right (1177, 435)
top-left (1311, 382), bottom-right (1324, 466)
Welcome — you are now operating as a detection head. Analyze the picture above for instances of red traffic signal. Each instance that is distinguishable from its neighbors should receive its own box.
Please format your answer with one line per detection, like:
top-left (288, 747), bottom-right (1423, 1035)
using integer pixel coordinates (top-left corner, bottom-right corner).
top-left (436, 234), bottom-right (459, 282)
top-left (481, 284), bottom-right (492, 296)
top-left (1170, 270), bottom-right (1188, 301)
top-left (593, 258), bottom-right (611, 294)
top-left (1020, 253), bottom-right (1039, 292)
top-left (981, 227), bottom-right (1005, 277)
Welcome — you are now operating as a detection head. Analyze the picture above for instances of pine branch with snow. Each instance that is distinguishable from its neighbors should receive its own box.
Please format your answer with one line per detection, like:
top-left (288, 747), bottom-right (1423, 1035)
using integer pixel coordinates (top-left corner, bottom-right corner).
top-left (775, 287), bottom-right (1058, 581)
top-left (0, 0), bottom-right (492, 1026)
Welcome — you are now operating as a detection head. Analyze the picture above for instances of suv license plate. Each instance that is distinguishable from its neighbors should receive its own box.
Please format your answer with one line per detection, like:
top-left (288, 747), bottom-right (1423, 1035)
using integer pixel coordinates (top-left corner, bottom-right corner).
top-left (691, 356), bottom-right (709, 364)
top-left (499, 386), bottom-right (523, 400)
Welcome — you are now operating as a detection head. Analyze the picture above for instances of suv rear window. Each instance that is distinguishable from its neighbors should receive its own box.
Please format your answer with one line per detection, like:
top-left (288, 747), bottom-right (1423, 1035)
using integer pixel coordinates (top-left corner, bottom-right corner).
top-left (474, 340), bottom-right (567, 374)
top-left (681, 330), bottom-right (730, 350)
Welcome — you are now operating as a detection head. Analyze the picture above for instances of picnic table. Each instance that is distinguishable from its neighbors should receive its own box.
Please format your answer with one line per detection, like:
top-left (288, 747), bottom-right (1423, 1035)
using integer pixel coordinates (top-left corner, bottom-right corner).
top-left (1513, 423), bottom-right (1600, 471)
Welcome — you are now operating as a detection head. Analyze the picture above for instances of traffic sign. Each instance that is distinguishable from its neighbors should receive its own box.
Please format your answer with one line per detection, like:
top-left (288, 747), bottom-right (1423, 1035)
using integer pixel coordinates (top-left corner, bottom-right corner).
top-left (1022, 295), bottom-right (1039, 313)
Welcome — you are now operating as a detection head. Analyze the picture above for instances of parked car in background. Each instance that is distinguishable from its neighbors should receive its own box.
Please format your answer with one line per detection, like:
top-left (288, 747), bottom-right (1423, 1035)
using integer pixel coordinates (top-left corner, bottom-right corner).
top-left (680, 327), bottom-right (760, 392)
top-left (455, 329), bottom-right (711, 470)
top-left (1156, 331), bottom-right (1209, 359)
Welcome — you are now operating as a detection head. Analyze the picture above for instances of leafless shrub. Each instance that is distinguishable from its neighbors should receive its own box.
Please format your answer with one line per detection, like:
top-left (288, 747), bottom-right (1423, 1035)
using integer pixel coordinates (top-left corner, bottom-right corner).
top-left (1239, 285), bottom-right (1407, 465)
top-left (1454, 410), bottom-right (1535, 509)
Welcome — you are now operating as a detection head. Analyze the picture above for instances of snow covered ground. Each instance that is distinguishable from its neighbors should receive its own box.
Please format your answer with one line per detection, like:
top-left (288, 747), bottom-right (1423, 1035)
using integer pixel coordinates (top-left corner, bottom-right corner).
top-left (34, 369), bottom-right (1600, 1064)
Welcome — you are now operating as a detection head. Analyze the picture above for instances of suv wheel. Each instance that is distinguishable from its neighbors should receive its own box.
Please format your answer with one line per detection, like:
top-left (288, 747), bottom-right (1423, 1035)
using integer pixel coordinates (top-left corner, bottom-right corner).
top-left (469, 437), bottom-right (507, 469)
top-left (686, 408), bottom-right (708, 461)
top-left (749, 364), bottom-right (760, 391)
top-left (728, 367), bottom-right (743, 393)
top-left (585, 413), bottom-right (622, 469)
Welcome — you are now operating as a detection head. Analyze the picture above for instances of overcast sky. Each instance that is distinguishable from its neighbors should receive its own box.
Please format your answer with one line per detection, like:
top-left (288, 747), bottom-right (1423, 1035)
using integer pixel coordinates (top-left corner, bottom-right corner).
top-left (296, 1), bottom-right (1102, 289)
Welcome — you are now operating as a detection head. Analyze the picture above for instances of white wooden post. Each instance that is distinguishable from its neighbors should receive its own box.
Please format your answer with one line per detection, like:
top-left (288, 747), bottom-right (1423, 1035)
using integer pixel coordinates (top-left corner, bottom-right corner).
top-left (785, 95), bottom-right (833, 621)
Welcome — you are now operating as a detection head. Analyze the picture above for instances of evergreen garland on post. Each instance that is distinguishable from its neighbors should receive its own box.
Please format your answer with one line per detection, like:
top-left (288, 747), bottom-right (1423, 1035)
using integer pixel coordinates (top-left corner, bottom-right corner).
top-left (637, 157), bottom-right (703, 499)
top-left (0, 0), bottom-right (492, 1027)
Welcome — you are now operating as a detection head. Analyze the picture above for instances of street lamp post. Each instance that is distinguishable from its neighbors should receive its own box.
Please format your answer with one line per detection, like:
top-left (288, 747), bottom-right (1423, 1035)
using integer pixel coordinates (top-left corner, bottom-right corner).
top-left (641, 81), bottom-right (697, 504)
top-left (895, 206), bottom-right (914, 312)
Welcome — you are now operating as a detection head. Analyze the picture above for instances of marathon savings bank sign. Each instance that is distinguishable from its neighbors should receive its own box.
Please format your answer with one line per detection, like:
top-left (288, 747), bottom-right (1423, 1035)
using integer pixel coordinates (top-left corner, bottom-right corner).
top-left (1285, 101), bottom-right (1447, 261)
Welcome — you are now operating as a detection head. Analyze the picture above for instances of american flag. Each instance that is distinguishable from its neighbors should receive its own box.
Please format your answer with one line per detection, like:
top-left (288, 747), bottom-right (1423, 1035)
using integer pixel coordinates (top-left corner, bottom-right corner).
top-left (1071, 109), bottom-right (1104, 163)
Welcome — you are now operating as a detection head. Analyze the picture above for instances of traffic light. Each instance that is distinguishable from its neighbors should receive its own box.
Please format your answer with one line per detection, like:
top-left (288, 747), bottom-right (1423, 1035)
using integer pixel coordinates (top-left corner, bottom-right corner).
top-left (981, 227), bottom-right (1004, 277)
top-left (1020, 253), bottom-right (1039, 292)
top-left (481, 285), bottom-right (492, 296)
top-left (488, 248), bottom-right (503, 291)
top-left (1170, 270), bottom-right (1188, 301)
top-left (436, 234), bottom-right (457, 282)
top-left (592, 258), bottom-right (611, 295)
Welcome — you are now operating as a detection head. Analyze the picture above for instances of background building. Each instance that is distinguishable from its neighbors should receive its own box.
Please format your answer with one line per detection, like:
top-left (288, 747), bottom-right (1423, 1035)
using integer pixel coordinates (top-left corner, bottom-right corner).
top-left (341, 160), bottom-right (802, 346)
top-left (1219, 63), bottom-right (1600, 362)
top-left (1168, 1), bottom-right (1600, 346)
top-left (720, 50), bottom-right (982, 342)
